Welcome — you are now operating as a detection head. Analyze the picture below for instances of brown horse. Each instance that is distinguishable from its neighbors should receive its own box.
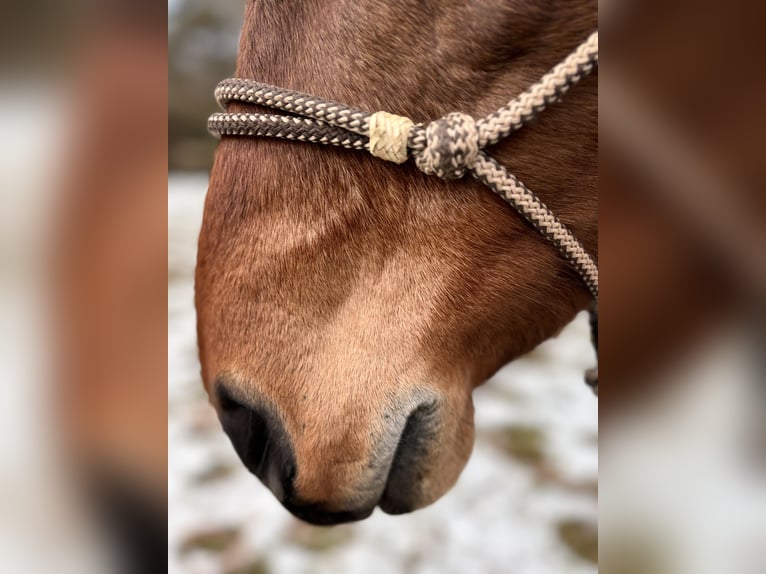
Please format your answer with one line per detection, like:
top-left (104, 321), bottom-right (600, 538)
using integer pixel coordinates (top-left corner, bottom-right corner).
top-left (196, 0), bottom-right (597, 525)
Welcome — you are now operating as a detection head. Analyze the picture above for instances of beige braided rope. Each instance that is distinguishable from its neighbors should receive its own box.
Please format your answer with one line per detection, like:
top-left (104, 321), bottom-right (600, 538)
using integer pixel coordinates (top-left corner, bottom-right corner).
top-left (472, 154), bottom-right (598, 297)
top-left (476, 31), bottom-right (598, 147)
top-left (209, 32), bottom-right (599, 300)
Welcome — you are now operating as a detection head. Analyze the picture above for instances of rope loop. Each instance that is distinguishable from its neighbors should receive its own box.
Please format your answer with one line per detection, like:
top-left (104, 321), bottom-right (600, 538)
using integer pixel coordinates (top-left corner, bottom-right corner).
top-left (415, 112), bottom-right (479, 180)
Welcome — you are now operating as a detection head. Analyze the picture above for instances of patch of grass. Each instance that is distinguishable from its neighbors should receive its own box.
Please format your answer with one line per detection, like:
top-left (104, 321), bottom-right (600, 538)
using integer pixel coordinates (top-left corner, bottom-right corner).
top-left (600, 530), bottom-right (672, 574)
top-left (179, 526), bottom-right (239, 556)
top-left (192, 461), bottom-right (236, 484)
top-left (226, 558), bottom-right (270, 574)
top-left (491, 425), bottom-right (546, 465)
top-left (557, 519), bottom-right (598, 564)
top-left (532, 462), bottom-right (598, 497)
top-left (286, 522), bottom-right (353, 552)
top-left (558, 479), bottom-right (598, 498)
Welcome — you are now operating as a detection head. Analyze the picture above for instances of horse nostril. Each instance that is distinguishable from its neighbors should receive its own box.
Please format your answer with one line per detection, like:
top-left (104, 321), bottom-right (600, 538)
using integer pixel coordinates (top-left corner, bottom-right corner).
top-left (380, 400), bottom-right (440, 514)
top-left (218, 387), bottom-right (246, 412)
top-left (215, 383), bottom-right (296, 500)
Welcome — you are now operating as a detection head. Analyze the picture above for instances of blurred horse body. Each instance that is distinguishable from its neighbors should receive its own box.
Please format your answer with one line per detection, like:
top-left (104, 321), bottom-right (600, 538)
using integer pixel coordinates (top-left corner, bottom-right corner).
top-left (196, 0), bottom-right (597, 525)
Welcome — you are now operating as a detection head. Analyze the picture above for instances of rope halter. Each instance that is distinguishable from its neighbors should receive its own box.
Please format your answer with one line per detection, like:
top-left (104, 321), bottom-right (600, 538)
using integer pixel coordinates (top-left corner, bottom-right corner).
top-left (208, 31), bottom-right (599, 394)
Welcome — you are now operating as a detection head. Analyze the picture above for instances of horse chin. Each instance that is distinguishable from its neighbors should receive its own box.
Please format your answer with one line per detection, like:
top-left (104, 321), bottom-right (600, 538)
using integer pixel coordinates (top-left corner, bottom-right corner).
top-left (377, 456), bottom-right (467, 516)
top-left (377, 488), bottom-right (431, 515)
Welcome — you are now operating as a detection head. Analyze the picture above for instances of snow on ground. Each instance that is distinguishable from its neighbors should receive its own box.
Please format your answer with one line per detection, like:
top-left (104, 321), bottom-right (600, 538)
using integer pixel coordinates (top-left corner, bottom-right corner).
top-left (168, 173), bottom-right (598, 574)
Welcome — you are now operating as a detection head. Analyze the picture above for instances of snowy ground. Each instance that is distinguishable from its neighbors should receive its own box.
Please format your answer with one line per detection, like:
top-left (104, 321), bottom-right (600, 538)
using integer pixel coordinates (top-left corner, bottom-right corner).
top-left (168, 173), bottom-right (598, 574)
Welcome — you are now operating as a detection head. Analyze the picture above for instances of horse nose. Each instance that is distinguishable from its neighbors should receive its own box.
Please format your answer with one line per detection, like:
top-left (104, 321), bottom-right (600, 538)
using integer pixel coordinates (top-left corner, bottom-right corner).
top-left (215, 384), bottom-right (296, 501)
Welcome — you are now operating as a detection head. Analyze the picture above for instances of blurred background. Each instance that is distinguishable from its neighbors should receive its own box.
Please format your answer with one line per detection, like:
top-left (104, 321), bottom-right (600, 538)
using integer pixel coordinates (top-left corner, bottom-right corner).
top-left (599, 1), bottom-right (766, 572)
top-left (0, 0), bottom-right (762, 573)
top-left (169, 0), bottom-right (243, 172)
top-left (0, 1), bottom-right (168, 572)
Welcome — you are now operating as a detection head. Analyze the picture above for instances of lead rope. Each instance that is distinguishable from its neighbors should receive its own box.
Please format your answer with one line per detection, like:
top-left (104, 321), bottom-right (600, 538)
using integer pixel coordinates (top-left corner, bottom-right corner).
top-left (209, 31), bottom-right (599, 395)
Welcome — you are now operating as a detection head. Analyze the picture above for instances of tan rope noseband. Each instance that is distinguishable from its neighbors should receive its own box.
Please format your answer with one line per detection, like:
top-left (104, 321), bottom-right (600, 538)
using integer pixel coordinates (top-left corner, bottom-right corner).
top-left (208, 31), bottom-right (599, 394)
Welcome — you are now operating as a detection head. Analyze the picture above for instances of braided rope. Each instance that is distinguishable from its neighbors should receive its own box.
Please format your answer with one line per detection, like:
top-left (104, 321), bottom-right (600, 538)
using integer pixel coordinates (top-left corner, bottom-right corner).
top-left (472, 154), bottom-right (598, 297)
top-left (208, 112), bottom-right (369, 149)
top-left (208, 32), bottom-right (599, 300)
top-left (213, 78), bottom-right (372, 136)
top-left (476, 31), bottom-right (598, 147)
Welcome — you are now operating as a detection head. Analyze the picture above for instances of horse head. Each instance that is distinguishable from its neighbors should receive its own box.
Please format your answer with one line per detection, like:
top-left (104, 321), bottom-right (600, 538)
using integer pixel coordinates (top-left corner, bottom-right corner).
top-left (196, 0), bottom-right (597, 524)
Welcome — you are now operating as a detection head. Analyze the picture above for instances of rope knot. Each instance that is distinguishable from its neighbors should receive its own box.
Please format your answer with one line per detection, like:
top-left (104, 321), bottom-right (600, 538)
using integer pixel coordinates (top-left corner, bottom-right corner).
top-left (416, 112), bottom-right (479, 179)
top-left (368, 111), bottom-right (414, 164)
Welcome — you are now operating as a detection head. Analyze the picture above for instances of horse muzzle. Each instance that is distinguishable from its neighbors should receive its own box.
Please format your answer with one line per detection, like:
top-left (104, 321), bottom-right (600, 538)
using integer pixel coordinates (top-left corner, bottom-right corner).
top-left (214, 380), bottom-right (469, 525)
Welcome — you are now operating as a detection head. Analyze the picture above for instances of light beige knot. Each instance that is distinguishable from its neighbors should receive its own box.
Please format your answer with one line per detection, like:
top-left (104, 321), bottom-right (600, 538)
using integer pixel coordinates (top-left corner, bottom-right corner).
top-left (415, 112), bottom-right (479, 179)
top-left (368, 111), bottom-right (414, 164)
